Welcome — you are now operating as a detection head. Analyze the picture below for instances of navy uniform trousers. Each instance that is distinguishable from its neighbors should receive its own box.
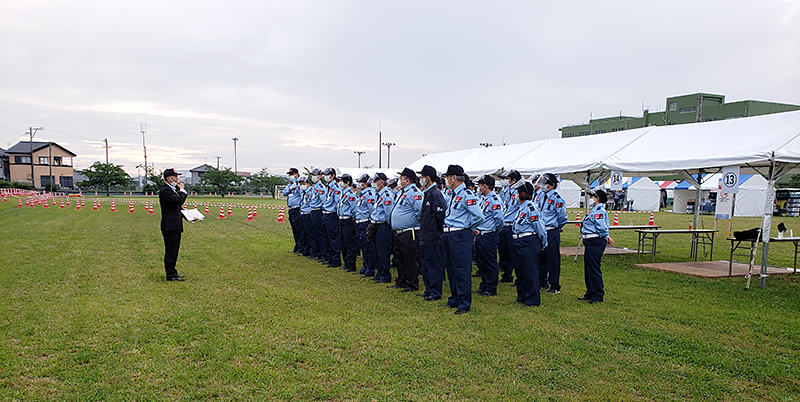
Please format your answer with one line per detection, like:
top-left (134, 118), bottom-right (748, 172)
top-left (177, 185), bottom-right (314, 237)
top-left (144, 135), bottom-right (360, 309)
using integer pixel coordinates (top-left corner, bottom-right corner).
top-left (300, 212), bottom-right (313, 256)
top-left (583, 237), bottom-right (606, 302)
top-left (498, 225), bottom-right (515, 282)
top-left (394, 230), bottom-right (420, 291)
top-left (356, 221), bottom-right (373, 275)
top-left (420, 244), bottom-right (444, 299)
top-left (162, 231), bottom-right (181, 279)
top-left (323, 212), bottom-right (341, 266)
top-left (444, 230), bottom-right (474, 311)
top-left (338, 217), bottom-right (357, 271)
top-left (288, 207), bottom-right (303, 253)
top-left (310, 209), bottom-right (325, 259)
top-left (540, 229), bottom-right (562, 290)
top-left (373, 223), bottom-right (393, 282)
top-left (475, 231), bottom-right (500, 294)
top-left (513, 235), bottom-right (542, 306)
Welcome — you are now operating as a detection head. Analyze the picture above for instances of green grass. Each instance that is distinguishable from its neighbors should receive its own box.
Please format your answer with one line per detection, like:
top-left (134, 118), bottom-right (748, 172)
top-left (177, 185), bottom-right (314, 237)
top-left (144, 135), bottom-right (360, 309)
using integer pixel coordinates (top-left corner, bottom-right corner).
top-left (1, 199), bottom-right (799, 401)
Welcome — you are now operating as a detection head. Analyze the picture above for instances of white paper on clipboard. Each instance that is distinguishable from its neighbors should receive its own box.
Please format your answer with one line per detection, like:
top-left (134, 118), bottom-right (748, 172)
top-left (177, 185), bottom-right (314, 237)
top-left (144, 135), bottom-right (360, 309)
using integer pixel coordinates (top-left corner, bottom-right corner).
top-left (181, 208), bottom-right (204, 222)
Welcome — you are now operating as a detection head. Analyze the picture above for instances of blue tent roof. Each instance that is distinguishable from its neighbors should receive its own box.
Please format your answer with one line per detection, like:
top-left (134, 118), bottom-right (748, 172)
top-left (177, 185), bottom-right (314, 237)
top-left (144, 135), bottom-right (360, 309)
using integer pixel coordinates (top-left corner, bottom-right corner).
top-left (674, 174), bottom-right (756, 190)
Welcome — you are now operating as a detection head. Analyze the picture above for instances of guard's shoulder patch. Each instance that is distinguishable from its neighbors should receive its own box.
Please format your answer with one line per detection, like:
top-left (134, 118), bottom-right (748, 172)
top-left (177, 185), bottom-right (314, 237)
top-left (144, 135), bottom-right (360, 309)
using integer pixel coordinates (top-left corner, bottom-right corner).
top-left (413, 195), bottom-right (422, 200)
top-left (466, 199), bottom-right (476, 206)
top-left (492, 204), bottom-right (501, 210)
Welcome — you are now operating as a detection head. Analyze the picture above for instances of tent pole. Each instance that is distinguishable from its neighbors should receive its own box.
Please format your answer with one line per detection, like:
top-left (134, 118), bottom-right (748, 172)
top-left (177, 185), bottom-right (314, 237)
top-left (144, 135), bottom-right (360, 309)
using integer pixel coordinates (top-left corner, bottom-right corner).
top-left (758, 156), bottom-right (777, 289)
top-left (692, 169), bottom-right (703, 230)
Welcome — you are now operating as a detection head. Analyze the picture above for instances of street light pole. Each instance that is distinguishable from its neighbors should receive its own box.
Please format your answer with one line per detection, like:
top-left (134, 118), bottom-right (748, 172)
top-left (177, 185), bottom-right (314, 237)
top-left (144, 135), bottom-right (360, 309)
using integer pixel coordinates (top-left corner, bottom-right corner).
top-left (354, 151), bottom-right (366, 168)
top-left (232, 137), bottom-right (239, 174)
top-left (28, 126), bottom-right (44, 187)
top-left (382, 142), bottom-right (395, 169)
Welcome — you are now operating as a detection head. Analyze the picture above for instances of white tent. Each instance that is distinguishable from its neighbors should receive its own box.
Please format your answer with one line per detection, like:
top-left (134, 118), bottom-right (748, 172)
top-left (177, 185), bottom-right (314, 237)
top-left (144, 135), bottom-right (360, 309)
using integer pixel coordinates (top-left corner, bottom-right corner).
top-left (557, 180), bottom-right (582, 208)
top-left (672, 173), bottom-right (721, 214)
top-left (626, 177), bottom-right (661, 211)
top-left (734, 174), bottom-right (769, 217)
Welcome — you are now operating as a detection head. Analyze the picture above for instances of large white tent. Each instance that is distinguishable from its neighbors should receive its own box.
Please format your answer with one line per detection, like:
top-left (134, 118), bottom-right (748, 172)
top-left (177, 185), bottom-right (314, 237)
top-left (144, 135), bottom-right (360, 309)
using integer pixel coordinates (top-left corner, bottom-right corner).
top-left (407, 110), bottom-right (800, 287)
top-left (557, 180), bottom-right (582, 208)
top-left (734, 174), bottom-right (769, 217)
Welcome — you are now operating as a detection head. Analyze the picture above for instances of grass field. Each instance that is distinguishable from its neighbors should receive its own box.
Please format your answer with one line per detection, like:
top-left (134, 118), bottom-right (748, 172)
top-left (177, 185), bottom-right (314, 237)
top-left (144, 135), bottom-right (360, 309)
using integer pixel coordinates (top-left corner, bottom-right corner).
top-left (1, 196), bottom-right (799, 401)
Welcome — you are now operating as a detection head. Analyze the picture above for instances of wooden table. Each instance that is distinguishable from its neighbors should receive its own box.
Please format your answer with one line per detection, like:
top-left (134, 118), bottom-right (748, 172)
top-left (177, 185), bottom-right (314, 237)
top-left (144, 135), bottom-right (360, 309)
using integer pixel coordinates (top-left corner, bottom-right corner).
top-left (636, 229), bottom-right (717, 263)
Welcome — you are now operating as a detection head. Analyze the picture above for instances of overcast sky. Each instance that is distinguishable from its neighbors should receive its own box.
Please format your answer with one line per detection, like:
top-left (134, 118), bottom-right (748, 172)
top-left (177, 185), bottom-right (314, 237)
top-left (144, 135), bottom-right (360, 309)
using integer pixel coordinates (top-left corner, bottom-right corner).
top-left (2, 0), bottom-right (799, 177)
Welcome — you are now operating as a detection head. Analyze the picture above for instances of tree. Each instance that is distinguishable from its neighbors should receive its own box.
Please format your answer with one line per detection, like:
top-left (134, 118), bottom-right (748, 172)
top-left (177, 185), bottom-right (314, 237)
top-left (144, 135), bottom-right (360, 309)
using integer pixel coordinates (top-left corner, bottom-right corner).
top-left (200, 166), bottom-right (242, 197)
top-left (78, 162), bottom-right (132, 196)
top-left (788, 175), bottom-right (800, 188)
top-left (247, 168), bottom-right (288, 195)
top-left (143, 170), bottom-right (163, 194)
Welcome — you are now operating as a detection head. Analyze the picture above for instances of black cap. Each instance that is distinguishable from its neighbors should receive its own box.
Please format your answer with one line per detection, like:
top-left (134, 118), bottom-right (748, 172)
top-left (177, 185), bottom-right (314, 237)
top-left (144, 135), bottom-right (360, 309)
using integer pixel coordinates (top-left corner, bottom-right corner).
top-left (593, 189), bottom-right (608, 204)
top-left (163, 168), bottom-right (181, 178)
top-left (286, 167), bottom-right (299, 175)
top-left (443, 164), bottom-right (465, 177)
top-left (544, 173), bottom-right (558, 188)
top-left (373, 172), bottom-right (388, 182)
top-left (311, 167), bottom-right (322, 175)
top-left (340, 173), bottom-right (353, 184)
top-left (416, 165), bottom-right (437, 179)
top-left (322, 167), bottom-right (336, 176)
top-left (476, 174), bottom-right (495, 188)
top-left (398, 167), bottom-right (418, 182)
top-left (356, 173), bottom-right (369, 183)
top-left (297, 176), bottom-right (307, 182)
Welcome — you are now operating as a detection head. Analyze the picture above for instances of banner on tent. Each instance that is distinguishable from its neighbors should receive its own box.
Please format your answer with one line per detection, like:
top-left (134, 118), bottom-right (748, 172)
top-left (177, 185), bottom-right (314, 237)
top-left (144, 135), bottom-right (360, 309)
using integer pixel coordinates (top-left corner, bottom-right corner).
top-left (715, 192), bottom-right (733, 219)
top-left (610, 171), bottom-right (623, 191)
top-left (721, 166), bottom-right (740, 194)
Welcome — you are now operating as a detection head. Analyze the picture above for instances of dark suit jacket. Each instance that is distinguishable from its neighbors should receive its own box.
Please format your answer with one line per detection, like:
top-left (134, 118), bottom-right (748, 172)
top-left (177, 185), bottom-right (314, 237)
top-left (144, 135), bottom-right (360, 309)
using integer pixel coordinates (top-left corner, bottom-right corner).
top-left (159, 183), bottom-right (188, 233)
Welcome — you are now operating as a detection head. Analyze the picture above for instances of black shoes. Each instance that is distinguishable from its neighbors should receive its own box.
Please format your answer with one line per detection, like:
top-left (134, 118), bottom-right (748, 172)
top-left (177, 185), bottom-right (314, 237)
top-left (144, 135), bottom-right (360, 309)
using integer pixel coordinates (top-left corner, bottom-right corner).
top-left (167, 277), bottom-right (185, 281)
top-left (588, 300), bottom-right (602, 304)
top-left (454, 309), bottom-right (469, 315)
top-left (479, 291), bottom-right (497, 296)
top-left (424, 296), bottom-right (441, 301)
top-left (439, 304), bottom-right (456, 308)
top-left (387, 284), bottom-right (402, 289)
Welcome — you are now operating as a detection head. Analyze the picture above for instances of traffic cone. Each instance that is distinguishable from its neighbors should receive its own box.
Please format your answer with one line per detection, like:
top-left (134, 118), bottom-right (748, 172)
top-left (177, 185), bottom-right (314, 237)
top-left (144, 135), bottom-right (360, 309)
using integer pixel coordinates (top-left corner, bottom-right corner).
top-left (648, 211), bottom-right (655, 226)
top-left (95, 191), bottom-right (98, 197)
top-left (66, 199), bottom-right (70, 207)
top-left (252, 205), bottom-right (258, 218)
top-left (2, 195), bottom-right (6, 202)
top-left (92, 200), bottom-right (98, 211)
top-left (110, 200), bottom-right (117, 212)
top-left (43, 199), bottom-right (49, 208)
top-left (76, 200), bottom-right (81, 210)
top-left (128, 201), bottom-right (135, 213)
top-left (218, 205), bottom-right (226, 219)
top-left (227, 204), bottom-right (233, 216)
top-left (276, 206), bottom-right (285, 223)
top-left (574, 211), bottom-right (581, 226)
top-left (60, 200), bottom-right (64, 209)
top-left (612, 211), bottom-right (619, 226)
top-left (51, 199), bottom-right (56, 206)
top-left (204, 203), bottom-right (209, 214)
top-left (246, 206), bottom-right (254, 221)
top-left (148, 201), bottom-right (155, 215)
top-left (81, 198), bottom-right (85, 207)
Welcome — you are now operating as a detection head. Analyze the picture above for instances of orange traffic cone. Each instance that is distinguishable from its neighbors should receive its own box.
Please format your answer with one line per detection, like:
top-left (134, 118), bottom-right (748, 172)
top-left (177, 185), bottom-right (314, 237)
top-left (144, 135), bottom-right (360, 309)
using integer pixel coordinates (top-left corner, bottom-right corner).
top-left (252, 205), bottom-right (258, 218)
top-left (92, 200), bottom-right (98, 211)
top-left (76, 200), bottom-right (81, 210)
top-left (648, 211), bottom-right (655, 226)
top-left (276, 206), bottom-right (285, 223)
top-left (128, 201), bottom-right (135, 213)
top-left (148, 201), bottom-right (155, 215)
top-left (95, 191), bottom-right (98, 197)
top-left (110, 200), bottom-right (117, 212)
top-left (66, 199), bottom-right (70, 207)
top-left (246, 206), bottom-right (254, 221)
top-left (204, 203), bottom-right (209, 214)
top-left (612, 211), bottom-right (619, 226)
top-left (218, 205), bottom-right (226, 219)
top-left (43, 199), bottom-right (49, 208)
top-left (574, 211), bottom-right (581, 226)
top-left (60, 200), bottom-right (64, 209)
top-left (227, 204), bottom-right (233, 216)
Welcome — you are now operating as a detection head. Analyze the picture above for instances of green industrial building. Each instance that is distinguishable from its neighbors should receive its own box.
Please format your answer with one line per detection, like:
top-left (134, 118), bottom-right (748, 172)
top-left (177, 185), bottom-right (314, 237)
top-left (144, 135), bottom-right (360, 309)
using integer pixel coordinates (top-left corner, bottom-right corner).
top-left (560, 93), bottom-right (800, 138)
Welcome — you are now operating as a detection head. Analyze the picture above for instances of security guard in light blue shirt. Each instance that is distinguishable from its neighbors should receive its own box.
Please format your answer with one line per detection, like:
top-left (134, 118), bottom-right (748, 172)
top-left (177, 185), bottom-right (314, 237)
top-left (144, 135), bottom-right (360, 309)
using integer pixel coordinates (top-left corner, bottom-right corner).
top-left (580, 189), bottom-right (612, 304)
top-left (283, 168), bottom-right (304, 254)
top-left (369, 172), bottom-right (395, 283)
top-left (298, 177), bottom-right (314, 257)
top-left (511, 180), bottom-right (548, 307)
top-left (337, 174), bottom-right (358, 272)
top-left (473, 174), bottom-right (504, 296)
top-left (308, 168), bottom-right (327, 261)
top-left (355, 174), bottom-right (377, 277)
top-left (442, 164), bottom-right (483, 315)
top-left (319, 167), bottom-right (342, 267)
top-left (498, 169), bottom-right (522, 283)
top-left (537, 173), bottom-right (569, 294)
top-left (391, 167), bottom-right (424, 292)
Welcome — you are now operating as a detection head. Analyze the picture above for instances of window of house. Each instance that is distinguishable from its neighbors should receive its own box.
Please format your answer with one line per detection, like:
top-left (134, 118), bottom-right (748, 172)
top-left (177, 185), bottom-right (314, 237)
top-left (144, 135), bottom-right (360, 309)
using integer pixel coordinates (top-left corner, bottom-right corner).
top-left (669, 102), bottom-right (677, 111)
top-left (40, 175), bottom-right (54, 186)
top-left (14, 156), bottom-right (32, 164)
top-left (53, 157), bottom-right (62, 166)
top-left (679, 106), bottom-right (697, 114)
top-left (594, 129), bottom-right (606, 134)
top-left (579, 131), bottom-right (590, 136)
top-left (60, 176), bottom-right (74, 188)
top-left (39, 157), bottom-right (49, 164)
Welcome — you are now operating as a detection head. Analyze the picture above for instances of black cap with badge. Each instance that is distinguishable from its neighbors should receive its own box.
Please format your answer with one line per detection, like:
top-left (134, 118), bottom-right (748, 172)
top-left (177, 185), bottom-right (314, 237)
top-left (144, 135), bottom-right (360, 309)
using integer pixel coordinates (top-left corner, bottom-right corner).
top-left (416, 165), bottom-right (437, 179)
top-left (286, 167), bottom-right (299, 175)
top-left (163, 168), bottom-right (181, 179)
top-left (398, 167), bottom-right (418, 183)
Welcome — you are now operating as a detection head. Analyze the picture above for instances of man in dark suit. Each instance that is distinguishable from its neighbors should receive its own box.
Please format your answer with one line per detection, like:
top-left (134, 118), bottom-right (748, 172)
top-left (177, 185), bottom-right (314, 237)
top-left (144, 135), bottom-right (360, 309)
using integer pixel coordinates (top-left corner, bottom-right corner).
top-left (159, 168), bottom-right (188, 281)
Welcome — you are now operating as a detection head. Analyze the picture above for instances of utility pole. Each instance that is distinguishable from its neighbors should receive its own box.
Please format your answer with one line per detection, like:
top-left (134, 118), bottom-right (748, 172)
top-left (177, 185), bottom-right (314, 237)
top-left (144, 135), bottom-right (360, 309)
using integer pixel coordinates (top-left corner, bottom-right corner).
top-left (141, 123), bottom-right (148, 186)
top-left (232, 137), bottom-right (238, 173)
top-left (378, 121), bottom-right (382, 168)
top-left (28, 126), bottom-right (44, 187)
top-left (48, 142), bottom-right (53, 192)
top-left (103, 138), bottom-right (110, 164)
top-left (382, 142), bottom-right (395, 169)
top-left (354, 151), bottom-right (366, 168)
top-left (215, 156), bottom-right (221, 169)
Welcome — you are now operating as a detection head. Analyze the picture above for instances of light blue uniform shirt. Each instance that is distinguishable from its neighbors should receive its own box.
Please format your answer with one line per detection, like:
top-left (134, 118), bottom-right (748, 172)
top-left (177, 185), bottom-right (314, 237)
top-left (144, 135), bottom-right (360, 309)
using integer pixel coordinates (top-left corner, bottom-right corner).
top-left (500, 186), bottom-right (519, 224)
top-left (308, 180), bottom-right (326, 209)
top-left (323, 181), bottom-right (342, 212)
top-left (282, 178), bottom-right (302, 208)
top-left (299, 186), bottom-right (312, 213)
top-left (356, 187), bottom-right (377, 221)
top-left (581, 203), bottom-right (610, 239)
top-left (444, 183), bottom-right (484, 230)
top-left (541, 189), bottom-right (568, 230)
top-left (477, 191), bottom-right (505, 232)
top-left (337, 186), bottom-right (357, 217)
top-left (391, 184), bottom-right (423, 231)
top-left (370, 187), bottom-right (394, 223)
top-left (512, 199), bottom-right (548, 247)
top-left (534, 188), bottom-right (546, 211)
